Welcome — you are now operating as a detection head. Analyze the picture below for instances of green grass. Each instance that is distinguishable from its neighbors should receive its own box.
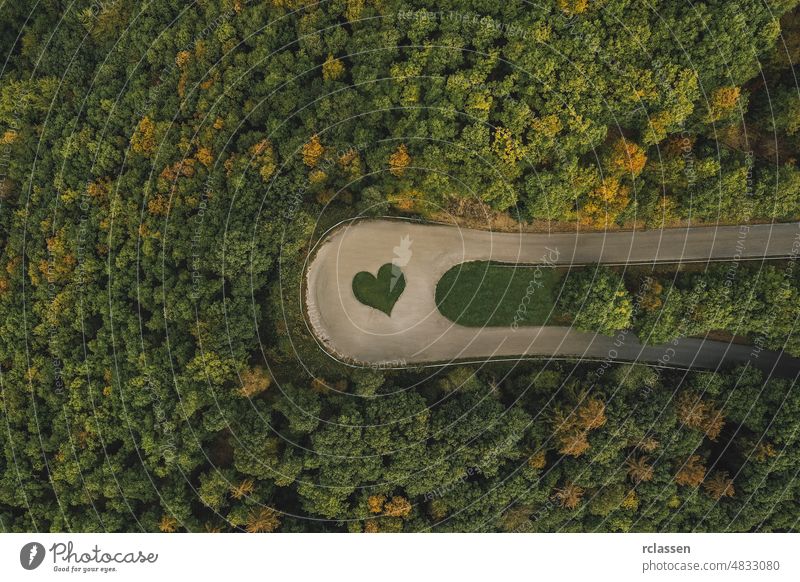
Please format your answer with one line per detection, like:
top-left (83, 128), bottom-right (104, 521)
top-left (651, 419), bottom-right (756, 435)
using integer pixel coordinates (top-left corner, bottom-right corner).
top-left (352, 263), bottom-right (406, 316)
top-left (436, 261), bottom-right (565, 327)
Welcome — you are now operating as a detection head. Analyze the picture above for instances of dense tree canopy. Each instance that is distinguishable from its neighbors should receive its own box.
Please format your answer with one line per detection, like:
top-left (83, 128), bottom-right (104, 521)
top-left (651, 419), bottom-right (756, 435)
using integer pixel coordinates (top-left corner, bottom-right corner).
top-left (1, 0), bottom-right (799, 532)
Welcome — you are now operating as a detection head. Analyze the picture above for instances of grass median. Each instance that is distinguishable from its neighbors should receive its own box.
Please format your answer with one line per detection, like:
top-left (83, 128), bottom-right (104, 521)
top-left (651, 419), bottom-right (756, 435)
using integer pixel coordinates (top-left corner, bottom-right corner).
top-left (435, 261), bottom-right (567, 327)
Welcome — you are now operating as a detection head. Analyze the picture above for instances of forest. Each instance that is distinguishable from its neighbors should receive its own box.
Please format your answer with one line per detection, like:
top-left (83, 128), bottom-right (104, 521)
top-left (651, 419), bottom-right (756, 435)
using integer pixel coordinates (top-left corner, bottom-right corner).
top-left (1, 0), bottom-right (800, 532)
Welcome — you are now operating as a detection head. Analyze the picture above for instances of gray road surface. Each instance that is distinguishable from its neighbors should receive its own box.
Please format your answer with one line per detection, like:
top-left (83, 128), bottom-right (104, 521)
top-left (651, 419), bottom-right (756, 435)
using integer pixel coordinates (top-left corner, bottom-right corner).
top-left (305, 219), bottom-right (800, 376)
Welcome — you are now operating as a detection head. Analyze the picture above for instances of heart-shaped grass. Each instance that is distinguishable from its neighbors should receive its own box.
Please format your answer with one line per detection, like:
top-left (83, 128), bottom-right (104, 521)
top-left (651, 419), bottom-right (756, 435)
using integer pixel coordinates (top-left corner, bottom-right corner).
top-left (352, 263), bottom-right (406, 316)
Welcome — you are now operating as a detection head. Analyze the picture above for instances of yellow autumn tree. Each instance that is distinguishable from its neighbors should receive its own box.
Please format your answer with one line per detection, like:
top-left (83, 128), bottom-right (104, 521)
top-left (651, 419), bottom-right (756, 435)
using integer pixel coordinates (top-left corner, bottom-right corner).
top-left (492, 127), bottom-right (526, 164)
top-left (309, 169), bottom-right (327, 185)
top-left (322, 54), bottom-right (345, 81)
top-left (147, 195), bottom-right (170, 217)
top-left (706, 86), bottom-right (741, 123)
top-left (159, 514), bottom-right (179, 533)
top-left (250, 139), bottom-right (276, 181)
top-left (581, 177), bottom-right (630, 227)
top-left (367, 494), bottom-right (386, 514)
top-left (196, 146), bottom-right (213, 168)
top-left (311, 377), bottom-right (330, 393)
top-left (383, 496), bottom-right (412, 518)
top-left (387, 189), bottom-right (422, 213)
top-left (230, 479), bottom-right (255, 500)
top-left (345, 0), bottom-right (364, 21)
top-left (338, 148), bottom-right (362, 177)
top-left (644, 109), bottom-right (675, 145)
top-left (86, 177), bottom-right (111, 200)
top-left (175, 50), bottom-right (191, 68)
top-left (558, 0), bottom-right (588, 16)
top-left (621, 490), bottom-right (639, 511)
top-left (531, 114), bottom-right (562, 138)
top-left (302, 134), bottom-right (324, 167)
top-left (607, 138), bottom-right (647, 177)
top-left (237, 366), bottom-right (271, 398)
top-left (527, 450), bottom-right (547, 470)
top-left (389, 144), bottom-right (411, 176)
top-left (131, 116), bottom-right (157, 156)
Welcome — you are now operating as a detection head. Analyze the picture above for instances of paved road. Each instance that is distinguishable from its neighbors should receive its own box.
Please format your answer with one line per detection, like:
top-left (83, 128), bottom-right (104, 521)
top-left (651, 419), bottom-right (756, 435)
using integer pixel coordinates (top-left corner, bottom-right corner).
top-left (305, 219), bottom-right (800, 376)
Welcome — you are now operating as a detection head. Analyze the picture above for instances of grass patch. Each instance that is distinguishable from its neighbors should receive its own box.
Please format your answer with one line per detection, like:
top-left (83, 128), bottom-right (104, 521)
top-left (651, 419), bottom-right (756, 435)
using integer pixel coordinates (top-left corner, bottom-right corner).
top-left (352, 263), bottom-right (406, 316)
top-left (436, 261), bottom-right (565, 327)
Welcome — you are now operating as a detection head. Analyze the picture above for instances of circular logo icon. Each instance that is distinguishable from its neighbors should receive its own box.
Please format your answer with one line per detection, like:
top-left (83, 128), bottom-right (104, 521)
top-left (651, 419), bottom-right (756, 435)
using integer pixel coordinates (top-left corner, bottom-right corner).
top-left (20, 542), bottom-right (46, 570)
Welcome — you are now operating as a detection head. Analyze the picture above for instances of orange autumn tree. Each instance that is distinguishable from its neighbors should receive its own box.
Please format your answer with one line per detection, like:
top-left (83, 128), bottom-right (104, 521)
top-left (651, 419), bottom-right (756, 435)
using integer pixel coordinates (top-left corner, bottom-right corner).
top-left (552, 395), bottom-right (607, 457)
top-left (675, 454), bottom-right (706, 487)
top-left (676, 392), bottom-right (725, 440)
top-left (554, 482), bottom-right (584, 509)
top-left (230, 479), bottom-right (255, 500)
top-left (383, 496), bottom-right (412, 518)
top-left (703, 471), bottom-right (735, 500)
top-left (606, 138), bottom-right (647, 178)
top-left (528, 450), bottom-right (547, 470)
top-left (580, 138), bottom-right (646, 227)
top-left (246, 507), bottom-right (281, 533)
top-left (387, 188), bottom-right (423, 213)
top-left (367, 494), bottom-right (386, 514)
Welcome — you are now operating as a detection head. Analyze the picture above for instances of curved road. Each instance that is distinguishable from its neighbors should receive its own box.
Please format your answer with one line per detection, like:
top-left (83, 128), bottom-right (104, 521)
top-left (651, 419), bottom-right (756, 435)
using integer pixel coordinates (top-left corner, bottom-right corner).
top-left (305, 219), bottom-right (800, 376)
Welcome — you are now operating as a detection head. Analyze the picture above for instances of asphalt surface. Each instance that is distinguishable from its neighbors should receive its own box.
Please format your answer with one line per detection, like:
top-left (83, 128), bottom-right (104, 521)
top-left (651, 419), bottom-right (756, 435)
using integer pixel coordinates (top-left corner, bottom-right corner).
top-left (305, 219), bottom-right (800, 376)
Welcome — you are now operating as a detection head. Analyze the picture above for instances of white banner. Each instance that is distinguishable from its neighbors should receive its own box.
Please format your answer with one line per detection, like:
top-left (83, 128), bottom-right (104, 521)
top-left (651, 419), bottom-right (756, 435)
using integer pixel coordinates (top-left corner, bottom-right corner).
top-left (0, 533), bottom-right (797, 581)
